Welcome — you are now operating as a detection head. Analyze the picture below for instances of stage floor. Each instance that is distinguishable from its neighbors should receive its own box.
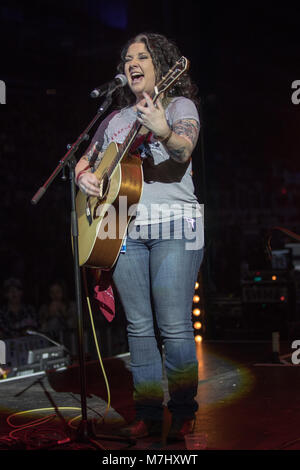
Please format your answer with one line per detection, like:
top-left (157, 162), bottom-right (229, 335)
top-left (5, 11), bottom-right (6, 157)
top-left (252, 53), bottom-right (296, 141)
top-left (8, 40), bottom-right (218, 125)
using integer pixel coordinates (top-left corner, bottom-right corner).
top-left (0, 340), bottom-right (299, 452)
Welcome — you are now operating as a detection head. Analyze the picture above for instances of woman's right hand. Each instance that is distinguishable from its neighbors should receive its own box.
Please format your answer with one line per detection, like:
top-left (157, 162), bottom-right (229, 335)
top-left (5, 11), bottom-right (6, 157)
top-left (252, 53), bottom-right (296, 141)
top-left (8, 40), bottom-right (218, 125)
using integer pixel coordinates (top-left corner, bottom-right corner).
top-left (77, 171), bottom-right (100, 197)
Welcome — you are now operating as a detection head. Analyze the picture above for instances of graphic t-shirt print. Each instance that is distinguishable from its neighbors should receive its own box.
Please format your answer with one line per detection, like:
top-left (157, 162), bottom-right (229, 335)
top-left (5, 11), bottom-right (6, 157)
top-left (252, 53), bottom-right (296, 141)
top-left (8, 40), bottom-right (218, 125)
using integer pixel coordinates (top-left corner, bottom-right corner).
top-left (110, 123), bottom-right (132, 143)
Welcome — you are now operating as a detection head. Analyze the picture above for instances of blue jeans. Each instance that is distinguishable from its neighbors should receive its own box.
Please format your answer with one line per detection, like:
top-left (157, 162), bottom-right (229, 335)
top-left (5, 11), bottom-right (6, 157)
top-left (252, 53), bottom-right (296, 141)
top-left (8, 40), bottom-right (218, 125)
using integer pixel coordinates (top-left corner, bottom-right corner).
top-left (112, 217), bottom-right (204, 421)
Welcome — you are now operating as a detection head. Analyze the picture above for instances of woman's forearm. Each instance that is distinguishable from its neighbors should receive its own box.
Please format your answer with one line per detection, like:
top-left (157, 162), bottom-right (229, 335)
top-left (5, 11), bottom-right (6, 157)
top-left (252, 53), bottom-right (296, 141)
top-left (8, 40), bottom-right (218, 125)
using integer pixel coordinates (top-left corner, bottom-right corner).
top-left (159, 119), bottom-right (200, 163)
top-left (75, 156), bottom-right (90, 182)
top-left (162, 131), bottom-right (193, 163)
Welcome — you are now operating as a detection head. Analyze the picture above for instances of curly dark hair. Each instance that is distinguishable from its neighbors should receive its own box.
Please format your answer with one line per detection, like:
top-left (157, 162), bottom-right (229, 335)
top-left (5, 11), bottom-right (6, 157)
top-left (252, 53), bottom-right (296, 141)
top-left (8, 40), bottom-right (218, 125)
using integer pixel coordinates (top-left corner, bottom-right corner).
top-left (115, 32), bottom-right (199, 109)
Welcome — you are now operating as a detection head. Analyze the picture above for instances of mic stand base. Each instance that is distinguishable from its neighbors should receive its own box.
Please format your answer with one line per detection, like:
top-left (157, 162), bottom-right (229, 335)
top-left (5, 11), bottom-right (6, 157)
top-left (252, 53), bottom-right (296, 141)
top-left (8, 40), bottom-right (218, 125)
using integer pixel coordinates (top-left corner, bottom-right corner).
top-left (74, 419), bottom-right (106, 449)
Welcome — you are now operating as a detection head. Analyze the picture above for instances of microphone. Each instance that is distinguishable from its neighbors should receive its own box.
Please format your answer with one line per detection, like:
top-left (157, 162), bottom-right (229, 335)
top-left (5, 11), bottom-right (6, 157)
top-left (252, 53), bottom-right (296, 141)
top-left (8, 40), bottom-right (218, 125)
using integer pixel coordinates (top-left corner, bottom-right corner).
top-left (26, 329), bottom-right (70, 354)
top-left (90, 74), bottom-right (127, 98)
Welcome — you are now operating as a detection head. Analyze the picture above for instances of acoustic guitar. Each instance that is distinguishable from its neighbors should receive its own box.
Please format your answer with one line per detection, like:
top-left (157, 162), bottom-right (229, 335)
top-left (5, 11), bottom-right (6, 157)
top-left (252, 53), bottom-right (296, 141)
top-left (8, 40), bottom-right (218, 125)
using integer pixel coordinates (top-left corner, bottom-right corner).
top-left (76, 56), bottom-right (190, 269)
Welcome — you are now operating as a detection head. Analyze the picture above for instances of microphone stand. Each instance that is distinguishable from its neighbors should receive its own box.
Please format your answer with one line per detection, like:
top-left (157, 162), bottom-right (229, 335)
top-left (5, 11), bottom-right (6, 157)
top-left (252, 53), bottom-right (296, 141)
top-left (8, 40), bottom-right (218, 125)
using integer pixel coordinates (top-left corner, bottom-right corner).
top-left (30, 94), bottom-right (132, 449)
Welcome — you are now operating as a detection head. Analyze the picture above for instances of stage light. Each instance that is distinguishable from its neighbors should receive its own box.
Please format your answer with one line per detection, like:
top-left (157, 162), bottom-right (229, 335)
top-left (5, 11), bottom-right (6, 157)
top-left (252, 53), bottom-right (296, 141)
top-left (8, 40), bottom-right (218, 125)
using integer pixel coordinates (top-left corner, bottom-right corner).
top-left (193, 275), bottom-right (204, 340)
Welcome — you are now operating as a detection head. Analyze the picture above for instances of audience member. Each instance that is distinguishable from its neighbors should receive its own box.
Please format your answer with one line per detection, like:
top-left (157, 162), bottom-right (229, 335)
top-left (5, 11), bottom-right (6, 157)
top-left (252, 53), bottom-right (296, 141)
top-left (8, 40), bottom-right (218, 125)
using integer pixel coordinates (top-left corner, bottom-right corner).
top-left (0, 278), bottom-right (38, 338)
top-left (38, 280), bottom-right (76, 340)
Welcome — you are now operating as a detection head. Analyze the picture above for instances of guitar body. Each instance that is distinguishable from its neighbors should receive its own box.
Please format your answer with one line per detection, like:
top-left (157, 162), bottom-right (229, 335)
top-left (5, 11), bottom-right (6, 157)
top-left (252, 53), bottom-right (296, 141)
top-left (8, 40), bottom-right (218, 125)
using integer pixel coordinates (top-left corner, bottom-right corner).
top-left (76, 141), bottom-right (143, 269)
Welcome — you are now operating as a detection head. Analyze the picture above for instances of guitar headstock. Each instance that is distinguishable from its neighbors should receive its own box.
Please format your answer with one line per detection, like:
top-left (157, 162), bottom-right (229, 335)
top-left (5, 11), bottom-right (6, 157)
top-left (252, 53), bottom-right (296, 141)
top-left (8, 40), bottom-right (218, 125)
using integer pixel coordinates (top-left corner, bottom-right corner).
top-left (153, 56), bottom-right (190, 101)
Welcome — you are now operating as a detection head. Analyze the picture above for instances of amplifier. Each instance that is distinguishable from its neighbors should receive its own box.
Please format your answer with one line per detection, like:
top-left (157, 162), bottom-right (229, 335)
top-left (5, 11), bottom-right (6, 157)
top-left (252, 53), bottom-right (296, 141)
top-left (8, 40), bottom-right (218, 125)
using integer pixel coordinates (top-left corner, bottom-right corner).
top-left (27, 346), bottom-right (65, 365)
top-left (241, 270), bottom-right (295, 304)
top-left (4, 336), bottom-right (49, 368)
top-left (0, 336), bottom-right (70, 380)
top-left (242, 284), bottom-right (289, 303)
top-left (4, 356), bottom-right (70, 379)
top-left (241, 270), bottom-right (296, 338)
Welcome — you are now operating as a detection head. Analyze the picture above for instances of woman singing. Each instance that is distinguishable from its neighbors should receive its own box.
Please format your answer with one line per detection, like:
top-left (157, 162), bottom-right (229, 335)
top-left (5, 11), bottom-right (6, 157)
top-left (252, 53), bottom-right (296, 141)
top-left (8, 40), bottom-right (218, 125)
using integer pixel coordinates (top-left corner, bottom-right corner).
top-left (75, 32), bottom-right (204, 441)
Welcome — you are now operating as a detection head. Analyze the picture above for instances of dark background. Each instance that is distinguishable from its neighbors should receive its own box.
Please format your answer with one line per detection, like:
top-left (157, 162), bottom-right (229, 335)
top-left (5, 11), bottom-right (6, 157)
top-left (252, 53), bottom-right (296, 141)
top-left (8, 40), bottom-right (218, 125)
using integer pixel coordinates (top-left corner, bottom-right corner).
top-left (1, 1), bottom-right (300, 342)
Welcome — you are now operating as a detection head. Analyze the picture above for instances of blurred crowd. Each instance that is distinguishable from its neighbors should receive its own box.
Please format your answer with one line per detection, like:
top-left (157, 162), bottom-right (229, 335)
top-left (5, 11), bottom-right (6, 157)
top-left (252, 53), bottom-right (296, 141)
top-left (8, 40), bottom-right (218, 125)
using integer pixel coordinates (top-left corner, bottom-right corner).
top-left (0, 277), bottom-right (76, 340)
top-left (0, 274), bottom-right (128, 361)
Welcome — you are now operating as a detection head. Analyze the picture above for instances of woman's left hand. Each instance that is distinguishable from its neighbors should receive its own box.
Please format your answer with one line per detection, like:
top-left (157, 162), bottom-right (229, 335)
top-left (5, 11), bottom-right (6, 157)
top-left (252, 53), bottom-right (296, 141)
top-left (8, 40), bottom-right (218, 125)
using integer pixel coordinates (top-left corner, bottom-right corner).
top-left (136, 92), bottom-right (170, 140)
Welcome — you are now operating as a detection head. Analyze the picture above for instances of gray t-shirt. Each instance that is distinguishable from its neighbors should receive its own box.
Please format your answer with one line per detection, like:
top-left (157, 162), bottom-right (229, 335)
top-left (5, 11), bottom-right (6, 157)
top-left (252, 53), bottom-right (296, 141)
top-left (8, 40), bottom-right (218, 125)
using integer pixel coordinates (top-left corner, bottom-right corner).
top-left (88, 96), bottom-right (203, 225)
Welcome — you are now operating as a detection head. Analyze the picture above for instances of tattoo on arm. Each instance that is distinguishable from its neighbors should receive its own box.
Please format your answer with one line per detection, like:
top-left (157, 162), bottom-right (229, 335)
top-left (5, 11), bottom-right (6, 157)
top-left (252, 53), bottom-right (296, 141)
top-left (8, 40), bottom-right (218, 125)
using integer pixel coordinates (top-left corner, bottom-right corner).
top-left (172, 119), bottom-right (200, 148)
top-left (167, 119), bottom-right (200, 162)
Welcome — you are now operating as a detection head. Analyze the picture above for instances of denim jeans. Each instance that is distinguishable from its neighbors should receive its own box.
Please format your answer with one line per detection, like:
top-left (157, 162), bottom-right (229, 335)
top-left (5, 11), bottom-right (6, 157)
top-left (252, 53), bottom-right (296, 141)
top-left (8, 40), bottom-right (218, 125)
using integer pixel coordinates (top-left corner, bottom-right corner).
top-left (112, 217), bottom-right (204, 421)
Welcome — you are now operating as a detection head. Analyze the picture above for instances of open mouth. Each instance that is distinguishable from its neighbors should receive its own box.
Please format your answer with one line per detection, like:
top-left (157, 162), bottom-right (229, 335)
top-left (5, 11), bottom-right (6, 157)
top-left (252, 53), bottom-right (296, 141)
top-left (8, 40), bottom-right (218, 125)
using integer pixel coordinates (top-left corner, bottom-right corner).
top-left (131, 72), bottom-right (144, 84)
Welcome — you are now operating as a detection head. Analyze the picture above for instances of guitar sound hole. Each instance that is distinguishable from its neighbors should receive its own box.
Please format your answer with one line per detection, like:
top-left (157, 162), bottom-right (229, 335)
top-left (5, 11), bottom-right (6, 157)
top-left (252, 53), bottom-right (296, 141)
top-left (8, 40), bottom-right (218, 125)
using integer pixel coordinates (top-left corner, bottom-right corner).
top-left (99, 172), bottom-right (110, 200)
